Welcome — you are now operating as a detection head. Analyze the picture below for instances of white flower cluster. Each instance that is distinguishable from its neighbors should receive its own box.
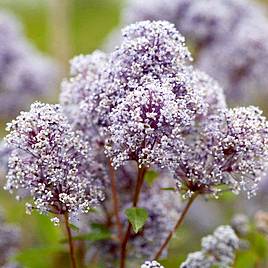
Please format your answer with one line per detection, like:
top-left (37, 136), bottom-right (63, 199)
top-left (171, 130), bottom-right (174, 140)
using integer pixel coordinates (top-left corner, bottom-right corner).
top-left (5, 102), bottom-right (105, 219)
top-left (141, 260), bottom-right (165, 268)
top-left (61, 20), bottom-right (268, 197)
top-left (198, 19), bottom-right (268, 103)
top-left (180, 225), bottom-right (239, 268)
top-left (172, 106), bottom-right (268, 198)
top-left (60, 50), bottom-right (108, 145)
top-left (231, 214), bottom-right (250, 236)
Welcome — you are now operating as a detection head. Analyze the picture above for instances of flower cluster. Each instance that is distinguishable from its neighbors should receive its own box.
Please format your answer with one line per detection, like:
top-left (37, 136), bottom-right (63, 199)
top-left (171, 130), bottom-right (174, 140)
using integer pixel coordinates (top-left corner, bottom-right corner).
top-left (61, 20), bottom-right (268, 199)
top-left (121, 0), bottom-right (264, 49)
top-left (5, 102), bottom-right (105, 220)
top-left (0, 11), bottom-right (57, 119)
top-left (180, 225), bottom-right (239, 268)
top-left (141, 260), bottom-right (164, 268)
top-left (0, 209), bottom-right (20, 267)
top-left (105, 75), bottom-right (205, 168)
top-left (172, 106), bottom-right (268, 198)
top-left (62, 21), bottom-right (209, 168)
top-left (231, 214), bottom-right (250, 236)
top-left (197, 19), bottom-right (268, 103)
top-left (60, 50), bottom-right (108, 145)
top-left (112, 0), bottom-right (268, 104)
top-left (103, 21), bottom-right (208, 168)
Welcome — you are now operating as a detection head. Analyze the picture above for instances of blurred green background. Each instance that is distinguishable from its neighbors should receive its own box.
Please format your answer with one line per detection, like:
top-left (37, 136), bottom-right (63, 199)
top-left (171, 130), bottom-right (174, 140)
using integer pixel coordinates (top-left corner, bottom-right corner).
top-left (0, 0), bottom-right (268, 267)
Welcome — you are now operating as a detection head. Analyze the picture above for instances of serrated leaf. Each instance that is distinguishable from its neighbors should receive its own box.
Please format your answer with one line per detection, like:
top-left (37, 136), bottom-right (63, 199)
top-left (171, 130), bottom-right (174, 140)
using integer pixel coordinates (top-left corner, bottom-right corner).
top-left (144, 170), bottom-right (159, 187)
top-left (125, 207), bottom-right (148, 233)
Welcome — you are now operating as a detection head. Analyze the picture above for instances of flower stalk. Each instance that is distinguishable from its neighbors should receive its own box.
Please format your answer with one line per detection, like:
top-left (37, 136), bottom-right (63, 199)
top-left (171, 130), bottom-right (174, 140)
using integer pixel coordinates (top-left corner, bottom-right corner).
top-left (63, 213), bottom-right (77, 268)
top-left (109, 160), bottom-right (124, 242)
top-left (120, 165), bottom-right (147, 268)
top-left (154, 192), bottom-right (199, 260)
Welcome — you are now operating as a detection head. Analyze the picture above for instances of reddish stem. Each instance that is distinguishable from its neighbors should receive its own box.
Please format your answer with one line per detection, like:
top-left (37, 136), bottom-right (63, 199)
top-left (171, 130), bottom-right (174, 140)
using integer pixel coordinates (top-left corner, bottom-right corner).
top-left (120, 165), bottom-right (147, 268)
top-left (63, 213), bottom-right (77, 268)
top-left (154, 192), bottom-right (198, 260)
top-left (109, 160), bottom-right (124, 242)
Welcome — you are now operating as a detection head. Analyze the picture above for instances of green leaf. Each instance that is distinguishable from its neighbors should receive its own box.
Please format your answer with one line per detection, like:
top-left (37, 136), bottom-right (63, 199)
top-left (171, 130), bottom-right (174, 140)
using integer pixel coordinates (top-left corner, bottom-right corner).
top-left (160, 187), bottom-right (176, 191)
top-left (235, 251), bottom-right (257, 268)
top-left (69, 223), bottom-right (80, 232)
top-left (144, 170), bottom-right (159, 187)
top-left (125, 207), bottom-right (148, 233)
top-left (16, 246), bottom-right (65, 268)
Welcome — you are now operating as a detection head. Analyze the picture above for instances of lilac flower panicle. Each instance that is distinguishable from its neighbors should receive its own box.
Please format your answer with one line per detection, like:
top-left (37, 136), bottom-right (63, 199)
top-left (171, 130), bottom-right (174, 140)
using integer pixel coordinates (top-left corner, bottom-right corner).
top-left (201, 226), bottom-right (239, 265)
top-left (103, 21), bottom-right (209, 168)
top-left (173, 106), bottom-right (268, 198)
top-left (105, 75), bottom-right (206, 168)
top-left (202, 106), bottom-right (268, 197)
top-left (60, 51), bottom-right (108, 145)
top-left (4, 102), bottom-right (105, 221)
top-left (101, 21), bottom-right (195, 138)
top-left (141, 260), bottom-right (165, 268)
top-left (104, 21), bottom-right (192, 102)
top-left (181, 225), bottom-right (239, 268)
top-left (61, 21), bottom-right (212, 169)
top-left (180, 251), bottom-right (213, 268)
top-left (115, 0), bottom-right (268, 104)
top-left (197, 19), bottom-right (268, 103)
top-left (231, 214), bottom-right (250, 236)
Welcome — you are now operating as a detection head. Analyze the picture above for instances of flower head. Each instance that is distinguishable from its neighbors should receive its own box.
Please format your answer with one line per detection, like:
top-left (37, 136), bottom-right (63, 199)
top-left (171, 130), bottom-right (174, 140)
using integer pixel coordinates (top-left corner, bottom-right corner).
top-left (172, 106), bottom-right (268, 198)
top-left (198, 19), bottom-right (268, 104)
top-left (106, 21), bottom-right (191, 98)
top-left (181, 225), bottom-right (239, 268)
top-left (105, 74), bottom-right (206, 168)
top-left (60, 50), bottom-right (108, 145)
top-left (141, 260), bottom-right (165, 268)
top-left (5, 102), bottom-right (105, 219)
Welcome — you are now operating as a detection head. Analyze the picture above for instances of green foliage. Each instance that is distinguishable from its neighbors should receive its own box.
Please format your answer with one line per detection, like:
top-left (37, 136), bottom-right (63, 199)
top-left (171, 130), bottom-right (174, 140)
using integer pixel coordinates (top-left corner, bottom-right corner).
top-left (161, 187), bottom-right (176, 191)
top-left (235, 251), bottom-right (257, 268)
top-left (125, 207), bottom-right (148, 233)
top-left (144, 169), bottom-right (159, 187)
top-left (16, 245), bottom-right (66, 268)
